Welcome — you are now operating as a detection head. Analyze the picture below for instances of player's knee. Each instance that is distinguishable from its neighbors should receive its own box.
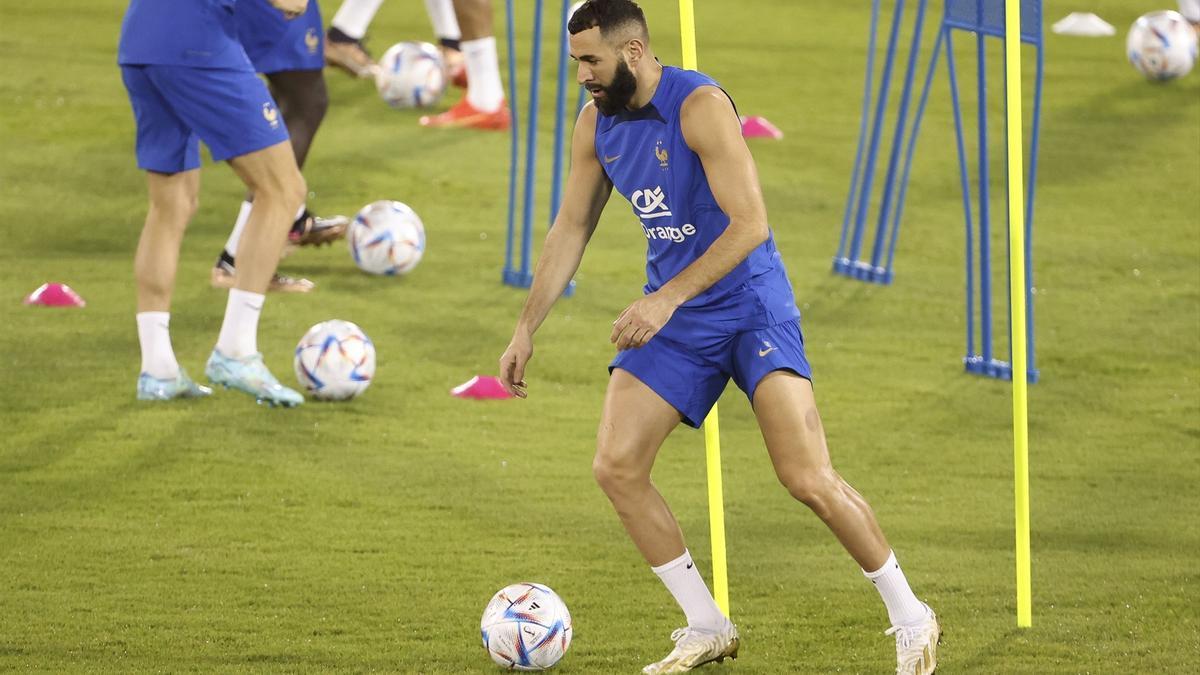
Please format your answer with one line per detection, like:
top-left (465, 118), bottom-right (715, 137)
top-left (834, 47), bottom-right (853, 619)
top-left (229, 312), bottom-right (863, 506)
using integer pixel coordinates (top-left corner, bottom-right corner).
top-left (147, 191), bottom-right (197, 229)
top-left (779, 468), bottom-right (840, 514)
top-left (592, 453), bottom-right (646, 495)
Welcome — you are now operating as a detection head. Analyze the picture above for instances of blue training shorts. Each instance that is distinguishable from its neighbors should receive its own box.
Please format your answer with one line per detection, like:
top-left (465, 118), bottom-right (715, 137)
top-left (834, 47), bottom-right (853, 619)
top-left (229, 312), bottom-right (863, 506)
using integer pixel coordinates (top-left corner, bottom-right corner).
top-left (610, 318), bottom-right (812, 428)
top-left (237, 0), bottom-right (325, 74)
top-left (120, 64), bottom-right (290, 173)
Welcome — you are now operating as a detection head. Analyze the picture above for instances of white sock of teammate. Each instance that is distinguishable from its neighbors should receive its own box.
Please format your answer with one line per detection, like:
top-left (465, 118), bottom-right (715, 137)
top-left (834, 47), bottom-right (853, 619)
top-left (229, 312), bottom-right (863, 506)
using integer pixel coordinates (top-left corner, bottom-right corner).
top-left (224, 200), bottom-right (254, 259)
top-left (651, 549), bottom-right (727, 632)
top-left (215, 289), bottom-right (264, 359)
top-left (225, 202), bottom-right (304, 261)
top-left (463, 37), bottom-right (505, 112)
top-left (424, 0), bottom-right (461, 41)
top-left (331, 0), bottom-right (385, 40)
top-left (863, 550), bottom-right (927, 627)
top-left (137, 311), bottom-right (179, 379)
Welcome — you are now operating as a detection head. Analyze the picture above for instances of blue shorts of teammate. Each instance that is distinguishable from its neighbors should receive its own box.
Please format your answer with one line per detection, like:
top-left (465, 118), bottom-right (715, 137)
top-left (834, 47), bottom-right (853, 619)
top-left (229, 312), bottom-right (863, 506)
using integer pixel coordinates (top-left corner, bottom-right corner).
top-left (610, 318), bottom-right (813, 428)
top-left (237, 0), bottom-right (325, 74)
top-left (120, 65), bottom-right (290, 173)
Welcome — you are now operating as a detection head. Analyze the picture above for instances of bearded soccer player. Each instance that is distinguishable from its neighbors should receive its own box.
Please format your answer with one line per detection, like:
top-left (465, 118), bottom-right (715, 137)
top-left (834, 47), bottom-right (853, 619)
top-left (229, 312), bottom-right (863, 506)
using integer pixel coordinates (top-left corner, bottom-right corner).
top-left (497, 1), bottom-right (940, 673)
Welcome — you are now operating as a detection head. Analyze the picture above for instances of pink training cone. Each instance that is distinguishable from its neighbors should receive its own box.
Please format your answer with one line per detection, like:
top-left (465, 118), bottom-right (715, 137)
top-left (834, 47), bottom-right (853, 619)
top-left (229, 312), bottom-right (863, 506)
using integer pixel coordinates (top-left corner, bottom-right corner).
top-left (450, 375), bottom-right (514, 400)
top-left (24, 282), bottom-right (86, 308)
top-left (740, 115), bottom-right (783, 140)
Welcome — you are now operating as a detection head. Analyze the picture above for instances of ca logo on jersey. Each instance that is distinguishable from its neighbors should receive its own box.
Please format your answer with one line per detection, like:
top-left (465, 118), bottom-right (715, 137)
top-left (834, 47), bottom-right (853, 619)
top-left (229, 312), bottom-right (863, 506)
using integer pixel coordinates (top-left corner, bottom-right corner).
top-left (631, 186), bottom-right (672, 220)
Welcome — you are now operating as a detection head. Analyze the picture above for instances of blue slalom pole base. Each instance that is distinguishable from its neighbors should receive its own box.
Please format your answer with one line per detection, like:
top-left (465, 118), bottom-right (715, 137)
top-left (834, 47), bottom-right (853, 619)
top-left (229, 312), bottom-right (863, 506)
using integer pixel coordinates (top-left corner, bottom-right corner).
top-left (963, 356), bottom-right (1039, 383)
top-left (501, 269), bottom-right (577, 297)
top-left (832, 257), bottom-right (895, 284)
top-left (502, 268), bottom-right (534, 288)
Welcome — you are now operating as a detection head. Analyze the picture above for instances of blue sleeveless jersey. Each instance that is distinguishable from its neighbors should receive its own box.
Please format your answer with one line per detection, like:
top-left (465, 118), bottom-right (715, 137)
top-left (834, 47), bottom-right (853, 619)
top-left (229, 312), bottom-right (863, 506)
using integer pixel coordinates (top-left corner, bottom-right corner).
top-left (595, 66), bottom-right (800, 342)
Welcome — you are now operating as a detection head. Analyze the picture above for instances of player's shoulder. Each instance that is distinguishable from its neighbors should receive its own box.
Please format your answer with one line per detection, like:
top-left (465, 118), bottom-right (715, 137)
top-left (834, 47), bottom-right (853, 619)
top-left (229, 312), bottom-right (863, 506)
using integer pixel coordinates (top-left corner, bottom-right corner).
top-left (680, 85), bottom-right (736, 124)
top-left (576, 100), bottom-right (600, 133)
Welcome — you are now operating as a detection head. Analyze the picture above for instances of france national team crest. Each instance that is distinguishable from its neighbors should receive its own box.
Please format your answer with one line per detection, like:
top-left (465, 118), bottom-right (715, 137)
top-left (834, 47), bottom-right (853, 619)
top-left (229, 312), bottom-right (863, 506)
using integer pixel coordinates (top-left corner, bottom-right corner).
top-left (654, 140), bottom-right (669, 168)
top-left (262, 102), bottom-right (280, 129)
top-left (305, 28), bottom-right (320, 55)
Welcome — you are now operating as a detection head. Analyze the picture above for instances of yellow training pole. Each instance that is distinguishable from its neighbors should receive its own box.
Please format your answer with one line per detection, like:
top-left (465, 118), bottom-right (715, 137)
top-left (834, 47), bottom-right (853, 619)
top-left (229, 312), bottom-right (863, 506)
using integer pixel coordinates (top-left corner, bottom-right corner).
top-left (678, 0), bottom-right (730, 617)
top-left (1003, 0), bottom-right (1032, 629)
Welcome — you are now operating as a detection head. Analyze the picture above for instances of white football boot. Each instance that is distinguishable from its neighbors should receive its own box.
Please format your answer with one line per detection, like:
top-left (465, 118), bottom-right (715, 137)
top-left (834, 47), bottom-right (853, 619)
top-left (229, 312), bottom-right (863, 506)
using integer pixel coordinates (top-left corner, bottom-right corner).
top-left (885, 605), bottom-right (940, 675)
top-left (642, 621), bottom-right (739, 674)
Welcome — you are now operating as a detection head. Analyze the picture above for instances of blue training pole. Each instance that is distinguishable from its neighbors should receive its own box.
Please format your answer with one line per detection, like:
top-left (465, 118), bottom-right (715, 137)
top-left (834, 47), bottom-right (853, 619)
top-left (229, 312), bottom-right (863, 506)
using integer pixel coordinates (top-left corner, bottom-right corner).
top-left (550, 0), bottom-right (571, 224)
top-left (869, 0), bottom-right (929, 277)
top-left (503, 0), bottom-right (520, 284)
top-left (976, 13), bottom-right (993, 365)
top-left (518, 0), bottom-right (546, 285)
top-left (945, 30), bottom-right (977, 363)
top-left (886, 26), bottom-right (944, 276)
top-left (836, 0), bottom-right (882, 265)
top-left (848, 0), bottom-right (906, 266)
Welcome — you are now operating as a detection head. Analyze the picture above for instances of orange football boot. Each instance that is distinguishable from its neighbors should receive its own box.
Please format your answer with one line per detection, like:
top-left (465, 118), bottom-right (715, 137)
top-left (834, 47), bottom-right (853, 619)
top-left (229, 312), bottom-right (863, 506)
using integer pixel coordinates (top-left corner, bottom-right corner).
top-left (419, 97), bottom-right (510, 131)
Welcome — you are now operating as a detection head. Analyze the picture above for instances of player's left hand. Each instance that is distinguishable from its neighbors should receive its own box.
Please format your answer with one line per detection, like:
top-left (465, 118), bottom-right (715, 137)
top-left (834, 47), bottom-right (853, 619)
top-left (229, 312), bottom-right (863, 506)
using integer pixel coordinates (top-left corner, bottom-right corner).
top-left (611, 291), bottom-right (678, 350)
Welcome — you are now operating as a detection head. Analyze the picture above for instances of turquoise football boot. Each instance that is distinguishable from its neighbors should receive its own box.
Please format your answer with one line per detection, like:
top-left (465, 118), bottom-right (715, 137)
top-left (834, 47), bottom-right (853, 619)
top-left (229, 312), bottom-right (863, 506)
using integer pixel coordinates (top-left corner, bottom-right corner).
top-left (137, 368), bottom-right (213, 401)
top-left (204, 350), bottom-right (304, 408)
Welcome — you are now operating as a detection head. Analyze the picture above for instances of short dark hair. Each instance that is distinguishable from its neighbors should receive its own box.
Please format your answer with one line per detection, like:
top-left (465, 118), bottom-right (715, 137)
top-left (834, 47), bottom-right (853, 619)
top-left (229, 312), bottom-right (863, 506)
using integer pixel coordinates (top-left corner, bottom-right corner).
top-left (567, 0), bottom-right (649, 42)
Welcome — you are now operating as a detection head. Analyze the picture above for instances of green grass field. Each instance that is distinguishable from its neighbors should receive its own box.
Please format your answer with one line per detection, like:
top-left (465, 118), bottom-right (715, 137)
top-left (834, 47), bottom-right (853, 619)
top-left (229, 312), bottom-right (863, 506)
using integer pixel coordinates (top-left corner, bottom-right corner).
top-left (1, 0), bottom-right (1198, 671)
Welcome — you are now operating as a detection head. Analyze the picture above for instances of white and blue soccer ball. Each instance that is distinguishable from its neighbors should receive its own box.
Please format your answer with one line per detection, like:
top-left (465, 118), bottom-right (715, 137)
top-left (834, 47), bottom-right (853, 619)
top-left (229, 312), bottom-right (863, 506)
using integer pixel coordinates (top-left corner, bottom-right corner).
top-left (375, 41), bottom-right (446, 108)
top-left (348, 200), bottom-right (426, 276)
top-left (481, 583), bottom-right (572, 671)
top-left (1127, 10), bottom-right (1198, 81)
top-left (293, 320), bottom-right (376, 401)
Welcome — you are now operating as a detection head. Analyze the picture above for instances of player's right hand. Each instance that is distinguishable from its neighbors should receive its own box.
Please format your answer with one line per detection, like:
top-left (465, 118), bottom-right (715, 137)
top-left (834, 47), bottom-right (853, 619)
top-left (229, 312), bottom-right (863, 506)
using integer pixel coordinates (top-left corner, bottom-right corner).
top-left (499, 332), bottom-right (533, 399)
top-left (270, 0), bottom-right (308, 19)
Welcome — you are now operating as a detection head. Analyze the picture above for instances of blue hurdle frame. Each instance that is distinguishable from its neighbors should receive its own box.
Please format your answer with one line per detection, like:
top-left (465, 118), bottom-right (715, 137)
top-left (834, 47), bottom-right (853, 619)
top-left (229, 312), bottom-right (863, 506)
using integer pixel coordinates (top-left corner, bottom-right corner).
top-left (833, 0), bottom-right (1043, 382)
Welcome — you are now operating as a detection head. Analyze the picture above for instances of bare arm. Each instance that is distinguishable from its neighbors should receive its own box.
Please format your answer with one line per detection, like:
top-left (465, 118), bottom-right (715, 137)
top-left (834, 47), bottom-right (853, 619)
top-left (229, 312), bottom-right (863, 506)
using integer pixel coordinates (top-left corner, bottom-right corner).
top-left (500, 103), bottom-right (613, 396)
top-left (611, 86), bottom-right (770, 349)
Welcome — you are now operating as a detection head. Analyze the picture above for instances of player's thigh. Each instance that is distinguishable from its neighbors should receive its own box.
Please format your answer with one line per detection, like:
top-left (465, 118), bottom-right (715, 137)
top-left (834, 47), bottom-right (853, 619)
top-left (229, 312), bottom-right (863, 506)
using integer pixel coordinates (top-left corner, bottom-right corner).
top-left (144, 65), bottom-right (290, 165)
top-left (120, 66), bottom-right (201, 174)
top-left (751, 371), bottom-right (833, 479)
top-left (145, 169), bottom-right (201, 215)
top-left (226, 139), bottom-right (304, 197)
top-left (595, 369), bottom-right (684, 480)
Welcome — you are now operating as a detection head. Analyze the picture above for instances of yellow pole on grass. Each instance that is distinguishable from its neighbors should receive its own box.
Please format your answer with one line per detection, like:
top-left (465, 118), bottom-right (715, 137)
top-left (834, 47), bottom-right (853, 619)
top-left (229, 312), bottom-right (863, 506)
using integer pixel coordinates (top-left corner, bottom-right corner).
top-left (678, 0), bottom-right (730, 617)
top-left (1003, 0), bottom-right (1033, 628)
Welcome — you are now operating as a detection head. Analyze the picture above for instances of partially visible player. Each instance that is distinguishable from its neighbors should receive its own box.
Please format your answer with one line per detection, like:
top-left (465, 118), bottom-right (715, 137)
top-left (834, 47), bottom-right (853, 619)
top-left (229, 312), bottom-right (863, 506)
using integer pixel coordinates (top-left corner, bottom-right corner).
top-left (324, 0), bottom-right (384, 77)
top-left (419, 0), bottom-right (510, 130)
top-left (498, 1), bottom-right (938, 672)
top-left (1181, 0), bottom-right (1200, 32)
top-left (213, 0), bottom-right (350, 294)
top-left (119, 0), bottom-right (307, 406)
top-left (324, 0), bottom-right (468, 84)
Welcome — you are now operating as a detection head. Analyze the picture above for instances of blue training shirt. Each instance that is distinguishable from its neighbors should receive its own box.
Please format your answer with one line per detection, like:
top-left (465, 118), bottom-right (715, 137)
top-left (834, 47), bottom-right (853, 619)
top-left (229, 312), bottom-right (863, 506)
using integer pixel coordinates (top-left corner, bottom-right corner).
top-left (118, 0), bottom-right (253, 70)
top-left (595, 66), bottom-right (800, 342)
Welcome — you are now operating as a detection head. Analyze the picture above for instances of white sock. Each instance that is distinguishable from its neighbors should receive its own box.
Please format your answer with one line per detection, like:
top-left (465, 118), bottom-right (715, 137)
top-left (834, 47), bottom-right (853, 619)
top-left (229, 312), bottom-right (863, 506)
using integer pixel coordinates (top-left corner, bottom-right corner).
top-left (651, 550), bottom-right (727, 632)
top-left (424, 0), bottom-right (461, 41)
top-left (863, 551), bottom-right (927, 627)
top-left (224, 200), bottom-right (254, 259)
top-left (215, 289), bottom-right (265, 359)
top-left (331, 0), bottom-right (385, 40)
top-left (136, 311), bottom-right (179, 379)
top-left (463, 37), bottom-right (504, 112)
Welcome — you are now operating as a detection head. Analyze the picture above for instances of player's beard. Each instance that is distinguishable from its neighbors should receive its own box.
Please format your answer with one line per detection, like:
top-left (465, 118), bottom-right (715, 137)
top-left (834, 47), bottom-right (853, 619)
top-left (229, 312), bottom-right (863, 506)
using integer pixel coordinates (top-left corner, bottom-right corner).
top-left (593, 59), bottom-right (638, 116)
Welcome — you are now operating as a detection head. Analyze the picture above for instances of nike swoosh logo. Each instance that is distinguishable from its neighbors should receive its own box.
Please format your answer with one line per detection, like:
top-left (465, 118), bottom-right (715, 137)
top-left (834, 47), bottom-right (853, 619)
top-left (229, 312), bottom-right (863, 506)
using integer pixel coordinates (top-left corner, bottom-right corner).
top-left (758, 347), bottom-right (776, 357)
top-left (686, 562), bottom-right (693, 569)
top-left (244, 303), bottom-right (264, 312)
top-left (604, 154), bottom-right (621, 163)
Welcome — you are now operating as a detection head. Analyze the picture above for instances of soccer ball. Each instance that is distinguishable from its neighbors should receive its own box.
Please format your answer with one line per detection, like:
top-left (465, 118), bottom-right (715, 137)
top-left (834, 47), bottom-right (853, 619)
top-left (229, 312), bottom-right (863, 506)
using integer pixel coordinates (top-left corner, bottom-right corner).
top-left (348, 200), bottom-right (426, 276)
top-left (1127, 10), bottom-right (1199, 81)
top-left (293, 320), bottom-right (376, 401)
top-left (375, 41), bottom-right (446, 107)
top-left (480, 583), bottom-right (572, 671)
